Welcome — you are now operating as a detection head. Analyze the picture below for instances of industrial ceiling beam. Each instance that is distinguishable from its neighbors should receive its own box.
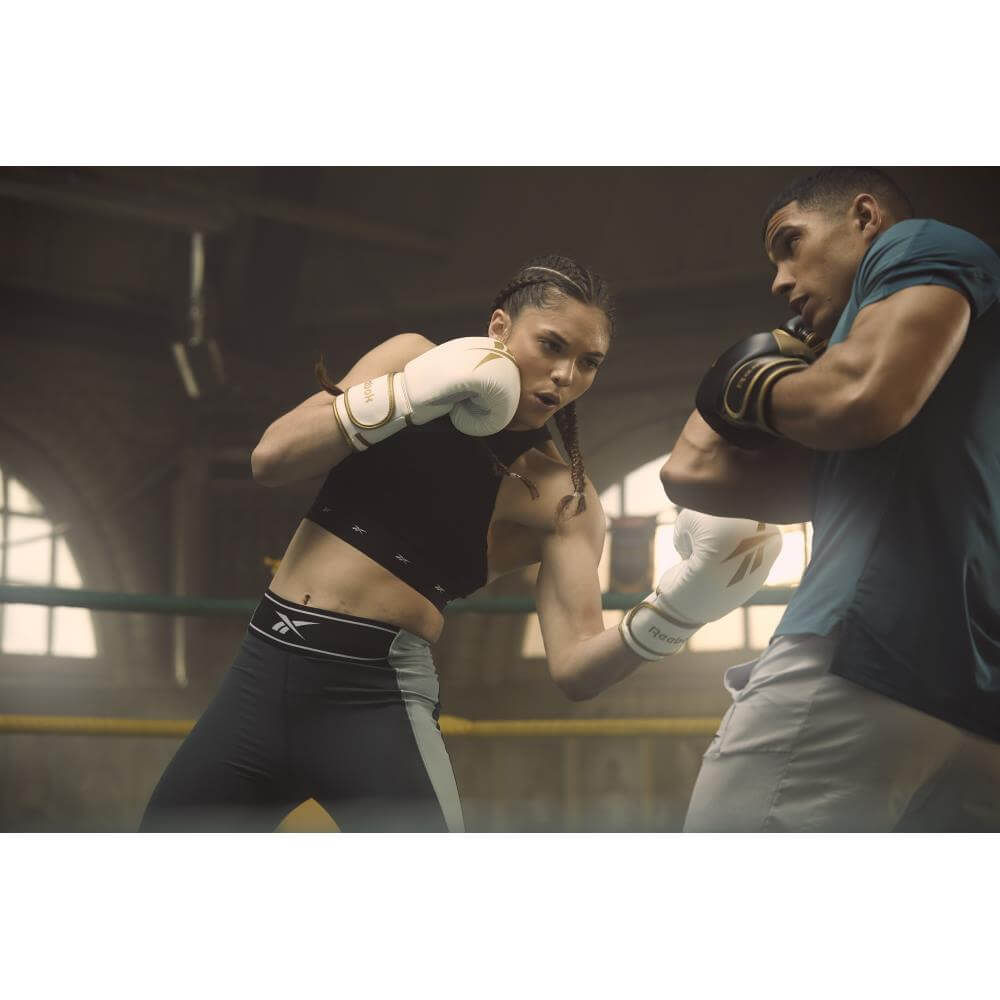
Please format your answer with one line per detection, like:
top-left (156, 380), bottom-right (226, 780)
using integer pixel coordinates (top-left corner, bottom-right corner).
top-left (0, 172), bottom-right (230, 232)
top-left (0, 168), bottom-right (448, 256)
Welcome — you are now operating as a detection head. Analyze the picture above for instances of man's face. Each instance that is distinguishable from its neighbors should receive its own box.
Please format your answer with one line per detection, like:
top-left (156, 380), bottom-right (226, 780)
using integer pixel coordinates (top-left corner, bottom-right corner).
top-left (764, 200), bottom-right (871, 339)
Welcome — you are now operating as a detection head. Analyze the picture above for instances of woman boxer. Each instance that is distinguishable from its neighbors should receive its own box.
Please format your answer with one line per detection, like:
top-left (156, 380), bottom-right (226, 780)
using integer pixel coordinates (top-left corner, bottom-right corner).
top-left (141, 255), bottom-right (780, 832)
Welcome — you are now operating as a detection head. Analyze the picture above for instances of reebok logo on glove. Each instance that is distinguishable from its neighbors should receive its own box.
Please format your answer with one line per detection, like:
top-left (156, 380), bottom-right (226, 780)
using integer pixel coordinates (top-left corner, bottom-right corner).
top-left (722, 524), bottom-right (774, 586)
top-left (648, 627), bottom-right (686, 645)
top-left (620, 511), bottom-right (782, 661)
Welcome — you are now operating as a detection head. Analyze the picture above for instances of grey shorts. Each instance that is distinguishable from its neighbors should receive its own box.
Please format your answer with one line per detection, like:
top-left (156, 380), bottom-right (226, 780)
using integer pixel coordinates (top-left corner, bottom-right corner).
top-left (683, 634), bottom-right (1000, 832)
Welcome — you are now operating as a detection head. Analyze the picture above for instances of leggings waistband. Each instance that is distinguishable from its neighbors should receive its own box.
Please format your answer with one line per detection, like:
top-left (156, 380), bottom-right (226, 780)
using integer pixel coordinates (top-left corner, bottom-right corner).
top-left (249, 590), bottom-right (402, 660)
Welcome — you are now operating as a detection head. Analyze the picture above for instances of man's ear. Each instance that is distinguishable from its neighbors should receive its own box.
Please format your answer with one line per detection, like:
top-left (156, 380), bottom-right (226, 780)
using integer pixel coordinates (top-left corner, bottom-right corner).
top-left (852, 192), bottom-right (884, 242)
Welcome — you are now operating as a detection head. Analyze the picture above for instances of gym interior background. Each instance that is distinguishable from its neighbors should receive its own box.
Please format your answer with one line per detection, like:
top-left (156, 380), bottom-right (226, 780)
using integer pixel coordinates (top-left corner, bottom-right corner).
top-left (2, 166), bottom-right (997, 831)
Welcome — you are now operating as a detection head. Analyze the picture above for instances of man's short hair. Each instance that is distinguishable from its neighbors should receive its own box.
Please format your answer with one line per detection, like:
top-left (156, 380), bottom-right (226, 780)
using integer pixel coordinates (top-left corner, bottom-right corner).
top-left (762, 167), bottom-right (914, 241)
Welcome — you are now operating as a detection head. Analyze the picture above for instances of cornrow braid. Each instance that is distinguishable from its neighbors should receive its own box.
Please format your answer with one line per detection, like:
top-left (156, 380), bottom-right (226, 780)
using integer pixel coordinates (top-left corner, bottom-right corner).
top-left (489, 274), bottom-right (546, 313)
top-left (553, 402), bottom-right (587, 520)
top-left (484, 450), bottom-right (540, 501)
top-left (314, 355), bottom-right (340, 395)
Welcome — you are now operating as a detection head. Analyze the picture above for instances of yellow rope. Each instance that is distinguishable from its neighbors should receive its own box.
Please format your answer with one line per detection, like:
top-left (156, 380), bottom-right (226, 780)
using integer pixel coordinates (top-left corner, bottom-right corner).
top-left (441, 715), bottom-right (719, 736)
top-left (0, 713), bottom-right (719, 738)
top-left (0, 715), bottom-right (194, 737)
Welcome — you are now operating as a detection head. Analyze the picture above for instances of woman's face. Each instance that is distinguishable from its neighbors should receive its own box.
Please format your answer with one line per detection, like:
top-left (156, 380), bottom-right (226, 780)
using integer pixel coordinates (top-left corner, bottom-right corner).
top-left (489, 297), bottom-right (610, 430)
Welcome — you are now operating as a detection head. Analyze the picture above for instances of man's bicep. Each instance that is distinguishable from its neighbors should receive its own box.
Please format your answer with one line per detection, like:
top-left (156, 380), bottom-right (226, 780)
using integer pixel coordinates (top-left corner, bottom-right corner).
top-left (845, 284), bottom-right (971, 431)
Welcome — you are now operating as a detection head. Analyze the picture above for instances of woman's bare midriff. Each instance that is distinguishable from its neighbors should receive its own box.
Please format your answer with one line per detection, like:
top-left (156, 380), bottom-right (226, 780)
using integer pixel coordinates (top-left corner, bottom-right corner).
top-left (269, 447), bottom-right (569, 645)
top-left (269, 520), bottom-right (446, 643)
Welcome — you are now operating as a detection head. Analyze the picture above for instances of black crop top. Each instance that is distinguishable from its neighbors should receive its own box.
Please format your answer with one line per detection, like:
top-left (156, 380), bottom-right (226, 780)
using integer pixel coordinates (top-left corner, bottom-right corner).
top-left (305, 409), bottom-right (550, 610)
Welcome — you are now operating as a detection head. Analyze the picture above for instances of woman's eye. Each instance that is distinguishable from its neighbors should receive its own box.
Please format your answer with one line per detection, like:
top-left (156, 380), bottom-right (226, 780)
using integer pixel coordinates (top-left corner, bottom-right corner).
top-left (541, 339), bottom-right (559, 351)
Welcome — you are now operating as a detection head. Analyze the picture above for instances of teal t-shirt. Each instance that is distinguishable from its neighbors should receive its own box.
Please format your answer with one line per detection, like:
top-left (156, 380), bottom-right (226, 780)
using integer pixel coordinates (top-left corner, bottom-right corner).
top-left (774, 219), bottom-right (1000, 740)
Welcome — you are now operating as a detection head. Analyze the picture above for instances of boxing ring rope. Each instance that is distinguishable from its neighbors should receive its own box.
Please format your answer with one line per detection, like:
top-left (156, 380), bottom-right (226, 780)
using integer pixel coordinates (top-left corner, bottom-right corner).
top-left (0, 583), bottom-right (796, 615)
top-left (0, 713), bottom-right (721, 737)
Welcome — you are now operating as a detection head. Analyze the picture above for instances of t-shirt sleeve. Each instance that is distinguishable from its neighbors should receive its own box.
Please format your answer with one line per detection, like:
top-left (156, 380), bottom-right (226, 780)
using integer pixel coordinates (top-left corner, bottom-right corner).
top-left (857, 220), bottom-right (1000, 321)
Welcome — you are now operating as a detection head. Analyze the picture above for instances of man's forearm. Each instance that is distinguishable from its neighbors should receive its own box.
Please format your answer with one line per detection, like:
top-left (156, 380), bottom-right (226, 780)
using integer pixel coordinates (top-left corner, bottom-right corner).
top-left (662, 411), bottom-right (813, 523)
top-left (769, 345), bottom-right (887, 450)
top-left (663, 413), bottom-right (754, 516)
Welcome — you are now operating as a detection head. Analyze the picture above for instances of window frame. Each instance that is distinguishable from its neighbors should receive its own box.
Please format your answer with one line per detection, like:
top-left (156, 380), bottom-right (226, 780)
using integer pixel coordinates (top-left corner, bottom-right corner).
top-left (1, 466), bottom-right (98, 663)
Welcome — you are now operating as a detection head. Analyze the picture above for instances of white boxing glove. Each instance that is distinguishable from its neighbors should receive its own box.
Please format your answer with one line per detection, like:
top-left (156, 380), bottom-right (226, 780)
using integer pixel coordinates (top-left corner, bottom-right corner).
top-left (332, 337), bottom-right (522, 452)
top-left (619, 510), bottom-right (782, 660)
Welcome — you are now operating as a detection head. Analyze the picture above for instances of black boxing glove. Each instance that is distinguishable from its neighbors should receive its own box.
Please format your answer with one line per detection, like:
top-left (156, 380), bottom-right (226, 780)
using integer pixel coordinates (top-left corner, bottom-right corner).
top-left (695, 322), bottom-right (820, 449)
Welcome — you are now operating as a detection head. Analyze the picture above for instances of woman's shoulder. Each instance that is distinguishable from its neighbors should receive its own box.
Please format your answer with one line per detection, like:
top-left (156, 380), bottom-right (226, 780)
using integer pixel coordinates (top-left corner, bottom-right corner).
top-left (372, 332), bottom-right (437, 365)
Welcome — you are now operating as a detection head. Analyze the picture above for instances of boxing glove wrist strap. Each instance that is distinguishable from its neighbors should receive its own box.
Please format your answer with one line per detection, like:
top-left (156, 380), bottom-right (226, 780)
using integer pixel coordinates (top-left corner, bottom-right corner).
top-left (332, 373), bottom-right (412, 453)
top-left (618, 594), bottom-right (705, 661)
top-left (723, 355), bottom-right (809, 435)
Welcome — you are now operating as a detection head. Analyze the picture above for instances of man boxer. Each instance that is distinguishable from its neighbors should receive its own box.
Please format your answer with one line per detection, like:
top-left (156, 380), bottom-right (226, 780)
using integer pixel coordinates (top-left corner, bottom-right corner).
top-left (664, 167), bottom-right (1000, 832)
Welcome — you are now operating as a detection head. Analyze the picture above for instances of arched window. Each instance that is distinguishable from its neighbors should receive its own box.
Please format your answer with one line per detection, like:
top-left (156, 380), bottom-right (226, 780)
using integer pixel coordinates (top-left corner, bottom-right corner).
top-left (1, 464), bottom-right (97, 657)
top-left (521, 453), bottom-right (811, 658)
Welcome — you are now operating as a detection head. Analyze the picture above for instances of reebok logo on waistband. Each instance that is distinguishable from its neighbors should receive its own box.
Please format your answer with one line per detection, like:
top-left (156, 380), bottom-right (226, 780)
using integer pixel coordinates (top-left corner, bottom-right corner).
top-left (272, 612), bottom-right (319, 639)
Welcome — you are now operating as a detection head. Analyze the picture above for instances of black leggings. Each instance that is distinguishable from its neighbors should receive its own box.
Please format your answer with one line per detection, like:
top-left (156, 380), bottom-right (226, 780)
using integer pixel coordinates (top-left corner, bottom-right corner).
top-left (140, 592), bottom-right (463, 832)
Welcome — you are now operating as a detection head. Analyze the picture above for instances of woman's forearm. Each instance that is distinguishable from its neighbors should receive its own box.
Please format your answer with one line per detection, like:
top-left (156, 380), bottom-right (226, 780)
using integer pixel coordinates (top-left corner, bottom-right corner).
top-left (549, 625), bottom-right (648, 701)
top-left (251, 391), bottom-right (352, 486)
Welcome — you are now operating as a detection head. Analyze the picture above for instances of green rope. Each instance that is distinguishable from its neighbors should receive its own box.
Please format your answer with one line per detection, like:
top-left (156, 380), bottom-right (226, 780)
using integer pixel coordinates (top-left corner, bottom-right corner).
top-left (0, 584), bottom-right (797, 616)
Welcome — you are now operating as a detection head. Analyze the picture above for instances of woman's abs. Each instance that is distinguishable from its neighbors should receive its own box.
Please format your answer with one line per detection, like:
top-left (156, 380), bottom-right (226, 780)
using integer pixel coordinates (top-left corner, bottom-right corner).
top-left (269, 520), bottom-right (444, 642)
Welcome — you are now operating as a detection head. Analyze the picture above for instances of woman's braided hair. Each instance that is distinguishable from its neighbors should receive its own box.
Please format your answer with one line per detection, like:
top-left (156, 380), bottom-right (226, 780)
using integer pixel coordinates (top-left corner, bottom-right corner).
top-left (488, 254), bottom-right (615, 520)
